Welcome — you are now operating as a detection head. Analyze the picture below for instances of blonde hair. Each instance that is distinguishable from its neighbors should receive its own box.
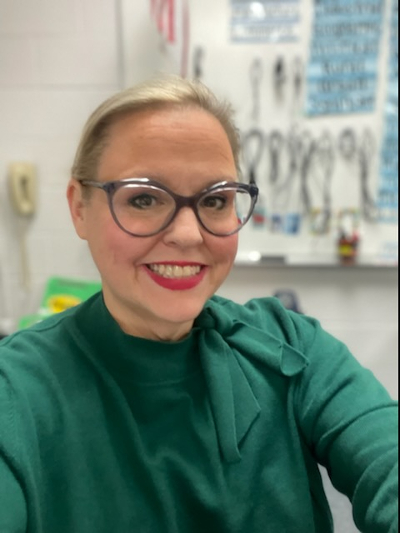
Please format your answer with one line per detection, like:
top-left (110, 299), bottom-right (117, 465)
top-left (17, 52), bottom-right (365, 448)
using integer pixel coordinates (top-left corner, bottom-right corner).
top-left (71, 74), bottom-right (241, 182)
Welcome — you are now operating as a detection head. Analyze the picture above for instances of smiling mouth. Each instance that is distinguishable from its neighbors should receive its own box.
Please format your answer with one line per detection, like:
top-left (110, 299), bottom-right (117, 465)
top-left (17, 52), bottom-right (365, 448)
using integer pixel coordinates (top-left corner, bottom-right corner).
top-left (147, 264), bottom-right (203, 279)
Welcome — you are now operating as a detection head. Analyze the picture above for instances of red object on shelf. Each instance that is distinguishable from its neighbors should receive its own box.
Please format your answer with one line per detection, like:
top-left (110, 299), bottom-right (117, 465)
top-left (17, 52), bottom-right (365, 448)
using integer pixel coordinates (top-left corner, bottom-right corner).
top-left (337, 234), bottom-right (359, 265)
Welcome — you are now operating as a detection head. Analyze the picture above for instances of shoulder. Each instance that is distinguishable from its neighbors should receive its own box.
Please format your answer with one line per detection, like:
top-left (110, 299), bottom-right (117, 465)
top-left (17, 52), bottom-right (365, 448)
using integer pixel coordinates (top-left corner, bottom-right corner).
top-left (207, 294), bottom-right (287, 322)
top-left (0, 292), bottom-right (102, 394)
top-left (1, 301), bottom-right (80, 364)
top-left (204, 295), bottom-right (363, 382)
top-left (0, 291), bottom-right (102, 350)
top-left (206, 294), bottom-right (323, 352)
top-left (0, 293), bottom-right (103, 452)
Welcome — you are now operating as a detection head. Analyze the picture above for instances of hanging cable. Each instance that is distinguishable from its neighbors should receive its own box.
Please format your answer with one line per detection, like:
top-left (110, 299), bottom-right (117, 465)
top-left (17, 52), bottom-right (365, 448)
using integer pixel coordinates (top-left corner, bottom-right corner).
top-left (241, 128), bottom-right (267, 227)
top-left (271, 126), bottom-right (302, 212)
top-left (359, 127), bottom-right (378, 222)
top-left (308, 131), bottom-right (335, 234)
top-left (298, 130), bottom-right (316, 215)
top-left (193, 46), bottom-right (204, 80)
top-left (250, 58), bottom-right (263, 123)
top-left (242, 129), bottom-right (265, 187)
top-left (268, 130), bottom-right (284, 186)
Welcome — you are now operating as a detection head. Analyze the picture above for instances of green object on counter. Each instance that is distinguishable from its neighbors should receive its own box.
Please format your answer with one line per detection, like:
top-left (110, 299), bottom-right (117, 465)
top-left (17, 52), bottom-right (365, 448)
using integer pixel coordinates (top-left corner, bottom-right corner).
top-left (18, 313), bottom-right (48, 330)
top-left (17, 277), bottom-right (102, 330)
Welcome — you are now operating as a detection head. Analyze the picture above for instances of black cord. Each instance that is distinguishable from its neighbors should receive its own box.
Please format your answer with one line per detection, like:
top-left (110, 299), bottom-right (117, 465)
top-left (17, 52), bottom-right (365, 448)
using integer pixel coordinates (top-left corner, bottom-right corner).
top-left (193, 47), bottom-right (204, 80)
top-left (307, 131), bottom-right (335, 234)
top-left (299, 132), bottom-right (316, 215)
top-left (272, 128), bottom-right (302, 211)
top-left (241, 129), bottom-right (265, 186)
top-left (359, 128), bottom-right (378, 222)
top-left (268, 130), bottom-right (284, 185)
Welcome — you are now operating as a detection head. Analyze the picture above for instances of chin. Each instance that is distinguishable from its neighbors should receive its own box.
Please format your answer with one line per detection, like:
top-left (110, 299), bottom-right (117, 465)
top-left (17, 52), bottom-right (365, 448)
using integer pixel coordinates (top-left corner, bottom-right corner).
top-left (153, 298), bottom-right (207, 324)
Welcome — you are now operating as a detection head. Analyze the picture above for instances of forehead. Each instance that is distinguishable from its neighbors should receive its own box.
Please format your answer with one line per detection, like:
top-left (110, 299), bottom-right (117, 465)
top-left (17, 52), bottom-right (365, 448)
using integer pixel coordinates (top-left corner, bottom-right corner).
top-left (97, 106), bottom-right (236, 184)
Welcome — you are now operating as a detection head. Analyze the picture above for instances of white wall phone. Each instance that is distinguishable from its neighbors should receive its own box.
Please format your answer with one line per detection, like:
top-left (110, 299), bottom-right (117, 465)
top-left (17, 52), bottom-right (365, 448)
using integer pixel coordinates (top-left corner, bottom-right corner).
top-left (8, 162), bottom-right (37, 216)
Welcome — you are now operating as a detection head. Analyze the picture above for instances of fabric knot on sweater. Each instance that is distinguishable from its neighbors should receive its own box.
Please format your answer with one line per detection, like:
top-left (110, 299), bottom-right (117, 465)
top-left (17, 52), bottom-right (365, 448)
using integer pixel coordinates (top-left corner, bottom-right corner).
top-left (195, 299), bottom-right (309, 463)
top-left (195, 304), bottom-right (233, 335)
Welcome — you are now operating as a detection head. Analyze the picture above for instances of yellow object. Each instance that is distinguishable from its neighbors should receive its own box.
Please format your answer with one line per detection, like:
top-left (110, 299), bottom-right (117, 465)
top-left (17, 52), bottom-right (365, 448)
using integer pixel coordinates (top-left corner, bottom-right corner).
top-left (18, 277), bottom-right (102, 330)
top-left (46, 295), bottom-right (82, 314)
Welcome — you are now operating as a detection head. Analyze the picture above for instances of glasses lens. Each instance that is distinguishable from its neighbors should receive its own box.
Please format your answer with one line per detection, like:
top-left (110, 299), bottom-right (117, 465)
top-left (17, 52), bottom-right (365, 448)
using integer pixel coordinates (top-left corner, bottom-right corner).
top-left (197, 186), bottom-right (253, 235)
top-left (112, 184), bottom-right (175, 236)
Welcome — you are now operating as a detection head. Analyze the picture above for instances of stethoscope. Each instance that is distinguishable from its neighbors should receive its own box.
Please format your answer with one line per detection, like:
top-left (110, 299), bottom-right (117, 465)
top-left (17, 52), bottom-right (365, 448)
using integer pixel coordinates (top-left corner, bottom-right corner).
top-left (241, 128), bottom-right (267, 227)
top-left (337, 126), bottom-right (378, 223)
top-left (239, 58), bottom-right (268, 227)
top-left (268, 130), bottom-right (284, 187)
top-left (307, 131), bottom-right (335, 234)
top-left (270, 126), bottom-right (303, 213)
top-left (242, 129), bottom-right (264, 187)
top-left (358, 128), bottom-right (378, 222)
top-left (298, 130), bottom-right (316, 215)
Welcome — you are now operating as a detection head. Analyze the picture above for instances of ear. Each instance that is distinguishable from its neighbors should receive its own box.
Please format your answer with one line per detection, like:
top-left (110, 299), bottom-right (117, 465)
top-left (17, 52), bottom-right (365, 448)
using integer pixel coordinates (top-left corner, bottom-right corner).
top-left (67, 178), bottom-right (88, 240)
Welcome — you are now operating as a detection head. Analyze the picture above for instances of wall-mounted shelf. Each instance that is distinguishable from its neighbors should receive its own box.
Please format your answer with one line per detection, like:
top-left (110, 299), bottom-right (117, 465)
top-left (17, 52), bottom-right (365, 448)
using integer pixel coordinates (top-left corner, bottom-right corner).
top-left (234, 252), bottom-right (398, 269)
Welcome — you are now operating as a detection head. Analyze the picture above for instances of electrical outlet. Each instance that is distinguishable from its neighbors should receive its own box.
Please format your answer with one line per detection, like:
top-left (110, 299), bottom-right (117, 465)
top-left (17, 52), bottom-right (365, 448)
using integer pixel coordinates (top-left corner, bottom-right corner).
top-left (8, 162), bottom-right (37, 216)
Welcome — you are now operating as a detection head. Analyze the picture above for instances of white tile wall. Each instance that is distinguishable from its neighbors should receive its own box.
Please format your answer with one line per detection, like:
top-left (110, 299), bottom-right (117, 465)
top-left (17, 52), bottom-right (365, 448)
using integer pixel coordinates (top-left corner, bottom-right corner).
top-left (0, 0), bottom-right (397, 411)
top-left (37, 36), bottom-right (118, 85)
top-left (0, 0), bottom-right (79, 35)
top-left (0, 0), bottom-right (117, 327)
top-left (0, 37), bottom-right (38, 86)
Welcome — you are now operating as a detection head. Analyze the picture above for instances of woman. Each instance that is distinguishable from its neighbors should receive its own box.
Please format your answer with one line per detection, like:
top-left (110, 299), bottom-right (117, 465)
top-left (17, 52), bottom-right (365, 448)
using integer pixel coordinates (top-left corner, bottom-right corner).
top-left (0, 75), bottom-right (397, 533)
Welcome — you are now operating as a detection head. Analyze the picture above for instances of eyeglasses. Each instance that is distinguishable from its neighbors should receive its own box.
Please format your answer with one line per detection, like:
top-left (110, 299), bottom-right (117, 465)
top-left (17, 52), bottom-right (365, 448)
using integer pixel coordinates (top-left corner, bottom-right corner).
top-left (80, 178), bottom-right (259, 237)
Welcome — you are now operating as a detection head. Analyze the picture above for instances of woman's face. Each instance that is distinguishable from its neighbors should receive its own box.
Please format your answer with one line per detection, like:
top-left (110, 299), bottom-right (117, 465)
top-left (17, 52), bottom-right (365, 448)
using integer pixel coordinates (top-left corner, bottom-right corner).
top-left (67, 106), bottom-right (239, 340)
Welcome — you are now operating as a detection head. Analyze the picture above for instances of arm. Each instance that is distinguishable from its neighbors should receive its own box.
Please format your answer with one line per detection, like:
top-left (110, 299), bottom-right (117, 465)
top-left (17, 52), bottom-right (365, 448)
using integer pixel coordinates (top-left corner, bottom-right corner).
top-left (0, 455), bottom-right (27, 533)
top-left (0, 366), bottom-right (27, 532)
top-left (293, 317), bottom-right (398, 533)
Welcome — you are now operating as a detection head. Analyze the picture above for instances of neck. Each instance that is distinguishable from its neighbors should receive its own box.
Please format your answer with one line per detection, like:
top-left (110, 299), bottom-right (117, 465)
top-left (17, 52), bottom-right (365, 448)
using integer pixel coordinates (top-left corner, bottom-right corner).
top-left (103, 294), bottom-right (194, 342)
top-left (119, 316), bottom-right (194, 342)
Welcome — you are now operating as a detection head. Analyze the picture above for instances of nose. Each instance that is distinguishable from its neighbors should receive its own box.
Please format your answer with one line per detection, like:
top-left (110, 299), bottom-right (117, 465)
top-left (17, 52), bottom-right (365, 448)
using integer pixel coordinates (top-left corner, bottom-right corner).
top-left (162, 206), bottom-right (204, 247)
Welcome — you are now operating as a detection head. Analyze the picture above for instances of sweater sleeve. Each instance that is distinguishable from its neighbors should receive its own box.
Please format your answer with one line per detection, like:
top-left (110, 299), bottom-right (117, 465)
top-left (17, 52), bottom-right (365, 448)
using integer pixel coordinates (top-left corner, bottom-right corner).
top-left (0, 368), bottom-right (28, 533)
top-left (292, 316), bottom-right (398, 533)
top-left (0, 455), bottom-right (27, 532)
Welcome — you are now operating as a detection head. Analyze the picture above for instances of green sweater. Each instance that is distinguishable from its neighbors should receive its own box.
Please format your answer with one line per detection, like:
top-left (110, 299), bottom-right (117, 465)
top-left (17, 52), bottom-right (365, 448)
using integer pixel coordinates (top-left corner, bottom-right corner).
top-left (0, 294), bottom-right (397, 533)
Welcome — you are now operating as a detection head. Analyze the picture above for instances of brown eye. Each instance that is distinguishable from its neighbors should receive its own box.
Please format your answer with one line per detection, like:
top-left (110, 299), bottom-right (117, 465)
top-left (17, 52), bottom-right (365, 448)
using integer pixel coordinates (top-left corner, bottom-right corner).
top-left (128, 194), bottom-right (157, 209)
top-left (200, 194), bottom-right (228, 210)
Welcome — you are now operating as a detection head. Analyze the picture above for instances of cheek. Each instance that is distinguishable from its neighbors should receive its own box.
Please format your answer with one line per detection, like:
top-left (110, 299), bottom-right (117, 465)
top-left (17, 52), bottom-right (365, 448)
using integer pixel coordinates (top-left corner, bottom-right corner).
top-left (212, 234), bottom-right (238, 265)
top-left (86, 215), bottom-right (132, 267)
top-left (87, 215), bottom-right (120, 260)
top-left (93, 220), bottom-right (160, 270)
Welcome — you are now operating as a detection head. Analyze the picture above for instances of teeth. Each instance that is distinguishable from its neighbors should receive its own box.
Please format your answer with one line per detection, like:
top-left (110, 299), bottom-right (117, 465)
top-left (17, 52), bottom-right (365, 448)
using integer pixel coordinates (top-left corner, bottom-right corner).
top-left (148, 264), bottom-right (202, 278)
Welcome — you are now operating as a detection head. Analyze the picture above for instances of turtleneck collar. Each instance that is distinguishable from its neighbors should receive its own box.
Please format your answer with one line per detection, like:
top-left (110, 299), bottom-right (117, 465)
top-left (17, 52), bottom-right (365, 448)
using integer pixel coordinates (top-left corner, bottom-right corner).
top-left (73, 293), bottom-right (201, 385)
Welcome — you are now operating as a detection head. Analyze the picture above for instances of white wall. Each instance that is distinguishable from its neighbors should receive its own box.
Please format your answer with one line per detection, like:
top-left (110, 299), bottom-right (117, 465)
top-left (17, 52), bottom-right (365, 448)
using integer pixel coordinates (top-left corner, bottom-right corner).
top-left (0, 0), bottom-right (397, 400)
top-left (0, 0), bottom-right (120, 321)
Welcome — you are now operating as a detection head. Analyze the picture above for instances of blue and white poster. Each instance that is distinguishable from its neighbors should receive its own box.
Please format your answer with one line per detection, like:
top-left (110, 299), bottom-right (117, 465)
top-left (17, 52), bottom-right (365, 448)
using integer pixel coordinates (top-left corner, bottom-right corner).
top-left (377, 0), bottom-right (398, 223)
top-left (306, 0), bottom-right (384, 115)
top-left (230, 0), bottom-right (301, 43)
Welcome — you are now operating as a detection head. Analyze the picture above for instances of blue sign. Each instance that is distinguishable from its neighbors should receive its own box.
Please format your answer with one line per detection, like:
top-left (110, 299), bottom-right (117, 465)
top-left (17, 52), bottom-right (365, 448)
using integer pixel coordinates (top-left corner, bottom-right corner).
top-left (230, 0), bottom-right (301, 43)
top-left (378, 0), bottom-right (398, 223)
top-left (306, 0), bottom-right (384, 115)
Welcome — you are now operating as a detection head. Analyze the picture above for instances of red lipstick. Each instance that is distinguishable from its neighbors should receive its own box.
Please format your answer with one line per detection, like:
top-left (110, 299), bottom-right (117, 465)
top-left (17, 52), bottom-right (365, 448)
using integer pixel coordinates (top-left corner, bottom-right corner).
top-left (144, 263), bottom-right (207, 291)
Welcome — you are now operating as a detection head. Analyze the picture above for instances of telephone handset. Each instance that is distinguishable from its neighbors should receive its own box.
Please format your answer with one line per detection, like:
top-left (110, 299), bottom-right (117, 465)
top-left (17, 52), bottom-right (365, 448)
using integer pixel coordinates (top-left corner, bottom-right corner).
top-left (8, 163), bottom-right (37, 216)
